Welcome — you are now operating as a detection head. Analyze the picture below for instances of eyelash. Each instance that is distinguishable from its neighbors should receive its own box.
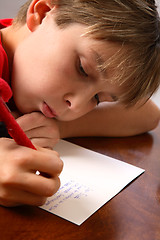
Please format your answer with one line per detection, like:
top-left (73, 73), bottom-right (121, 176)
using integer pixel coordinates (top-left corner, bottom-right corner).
top-left (79, 59), bottom-right (88, 77)
top-left (79, 58), bottom-right (100, 105)
top-left (95, 94), bottom-right (100, 105)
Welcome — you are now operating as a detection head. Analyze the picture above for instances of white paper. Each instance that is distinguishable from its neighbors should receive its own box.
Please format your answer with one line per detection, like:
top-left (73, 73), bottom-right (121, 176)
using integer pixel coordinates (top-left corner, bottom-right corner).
top-left (40, 140), bottom-right (144, 225)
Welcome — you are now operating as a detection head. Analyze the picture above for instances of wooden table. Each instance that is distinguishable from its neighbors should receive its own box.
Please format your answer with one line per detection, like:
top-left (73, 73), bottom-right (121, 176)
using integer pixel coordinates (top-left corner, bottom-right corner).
top-left (0, 124), bottom-right (160, 240)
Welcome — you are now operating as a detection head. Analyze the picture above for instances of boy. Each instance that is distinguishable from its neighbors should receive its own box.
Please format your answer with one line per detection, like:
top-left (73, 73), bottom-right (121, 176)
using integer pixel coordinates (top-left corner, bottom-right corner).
top-left (0, 0), bottom-right (160, 207)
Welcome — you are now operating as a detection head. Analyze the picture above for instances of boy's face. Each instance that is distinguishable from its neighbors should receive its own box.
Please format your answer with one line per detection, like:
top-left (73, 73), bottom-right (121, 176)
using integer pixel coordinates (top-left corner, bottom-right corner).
top-left (12, 14), bottom-right (122, 121)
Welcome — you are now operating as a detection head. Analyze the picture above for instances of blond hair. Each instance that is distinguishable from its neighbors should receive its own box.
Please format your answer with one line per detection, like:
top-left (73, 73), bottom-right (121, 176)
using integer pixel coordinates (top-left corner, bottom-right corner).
top-left (13, 0), bottom-right (160, 106)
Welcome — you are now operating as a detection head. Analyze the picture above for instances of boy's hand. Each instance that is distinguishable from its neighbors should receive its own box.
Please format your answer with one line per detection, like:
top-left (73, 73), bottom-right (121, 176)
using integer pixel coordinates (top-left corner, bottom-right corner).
top-left (16, 112), bottom-right (60, 149)
top-left (0, 138), bottom-right (63, 207)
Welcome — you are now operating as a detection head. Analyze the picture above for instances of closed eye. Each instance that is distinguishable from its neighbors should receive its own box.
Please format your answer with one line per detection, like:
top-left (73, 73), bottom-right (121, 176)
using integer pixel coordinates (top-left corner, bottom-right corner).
top-left (79, 59), bottom-right (88, 77)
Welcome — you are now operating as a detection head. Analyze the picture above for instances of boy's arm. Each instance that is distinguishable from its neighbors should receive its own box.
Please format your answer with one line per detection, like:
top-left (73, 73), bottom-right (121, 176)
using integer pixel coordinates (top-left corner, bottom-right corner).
top-left (58, 99), bottom-right (160, 138)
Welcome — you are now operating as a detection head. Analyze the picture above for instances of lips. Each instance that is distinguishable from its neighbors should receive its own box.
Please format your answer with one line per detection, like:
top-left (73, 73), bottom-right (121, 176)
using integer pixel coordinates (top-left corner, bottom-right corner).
top-left (41, 102), bottom-right (57, 118)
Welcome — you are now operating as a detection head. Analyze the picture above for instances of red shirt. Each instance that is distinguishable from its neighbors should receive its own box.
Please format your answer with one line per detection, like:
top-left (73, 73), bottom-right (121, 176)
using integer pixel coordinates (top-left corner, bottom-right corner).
top-left (0, 19), bottom-right (13, 137)
top-left (0, 19), bottom-right (13, 84)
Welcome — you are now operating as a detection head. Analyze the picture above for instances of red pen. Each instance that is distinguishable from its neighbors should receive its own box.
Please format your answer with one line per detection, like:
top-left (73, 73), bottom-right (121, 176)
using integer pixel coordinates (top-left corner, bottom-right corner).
top-left (0, 79), bottom-right (36, 150)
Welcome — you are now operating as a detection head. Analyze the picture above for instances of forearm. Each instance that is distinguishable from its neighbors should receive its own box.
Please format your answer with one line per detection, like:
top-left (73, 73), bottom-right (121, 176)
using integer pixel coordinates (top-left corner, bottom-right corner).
top-left (58, 100), bottom-right (160, 138)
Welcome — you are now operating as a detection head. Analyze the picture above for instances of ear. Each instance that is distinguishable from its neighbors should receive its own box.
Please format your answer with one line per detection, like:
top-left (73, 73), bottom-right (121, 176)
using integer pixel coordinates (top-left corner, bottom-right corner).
top-left (26, 0), bottom-right (55, 32)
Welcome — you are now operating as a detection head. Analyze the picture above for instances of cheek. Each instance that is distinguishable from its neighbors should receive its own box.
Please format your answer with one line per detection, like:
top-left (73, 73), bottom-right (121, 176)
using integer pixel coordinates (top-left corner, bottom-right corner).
top-left (12, 45), bottom-right (48, 91)
top-left (47, 60), bottom-right (75, 93)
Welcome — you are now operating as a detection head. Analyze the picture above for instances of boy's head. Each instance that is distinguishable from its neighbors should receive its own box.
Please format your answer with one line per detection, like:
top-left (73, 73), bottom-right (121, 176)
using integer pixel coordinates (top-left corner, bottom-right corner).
top-left (11, 0), bottom-right (160, 119)
top-left (13, 0), bottom-right (160, 107)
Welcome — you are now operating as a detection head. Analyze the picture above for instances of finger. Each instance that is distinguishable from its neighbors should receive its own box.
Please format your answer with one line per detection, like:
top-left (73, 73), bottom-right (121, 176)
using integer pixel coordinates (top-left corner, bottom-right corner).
top-left (0, 186), bottom-right (47, 207)
top-left (13, 147), bottom-right (63, 176)
top-left (31, 137), bottom-right (59, 149)
top-left (32, 150), bottom-right (63, 176)
top-left (25, 126), bottom-right (59, 140)
top-left (16, 112), bottom-right (49, 131)
top-left (15, 174), bottom-right (61, 197)
top-left (0, 139), bottom-right (63, 175)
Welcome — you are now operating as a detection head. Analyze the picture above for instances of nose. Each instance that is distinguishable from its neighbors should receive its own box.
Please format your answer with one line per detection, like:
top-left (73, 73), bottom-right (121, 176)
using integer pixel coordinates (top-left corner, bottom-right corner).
top-left (64, 90), bottom-right (96, 113)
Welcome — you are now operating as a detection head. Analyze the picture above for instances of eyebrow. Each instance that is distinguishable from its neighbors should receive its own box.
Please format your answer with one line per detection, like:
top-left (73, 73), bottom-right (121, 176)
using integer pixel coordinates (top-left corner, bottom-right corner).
top-left (91, 49), bottom-right (105, 71)
top-left (90, 49), bottom-right (111, 81)
top-left (90, 50), bottom-right (120, 102)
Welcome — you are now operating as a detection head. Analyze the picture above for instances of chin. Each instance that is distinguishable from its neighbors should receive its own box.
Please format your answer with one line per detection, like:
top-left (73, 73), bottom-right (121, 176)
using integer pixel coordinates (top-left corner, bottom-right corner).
top-left (16, 105), bottom-right (33, 115)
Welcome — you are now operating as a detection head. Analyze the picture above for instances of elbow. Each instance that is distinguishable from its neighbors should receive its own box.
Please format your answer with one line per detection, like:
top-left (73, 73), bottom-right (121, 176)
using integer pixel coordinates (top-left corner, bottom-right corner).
top-left (134, 116), bottom-right (159, 136)
top-left (143, 101), bottom-right (160, 133)
top-left (135, 109), bottom-right (160, 135)
top-left (148, 114), bottom-right (160, 132)
top-left (144, 106), bottom-right (160, 133)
